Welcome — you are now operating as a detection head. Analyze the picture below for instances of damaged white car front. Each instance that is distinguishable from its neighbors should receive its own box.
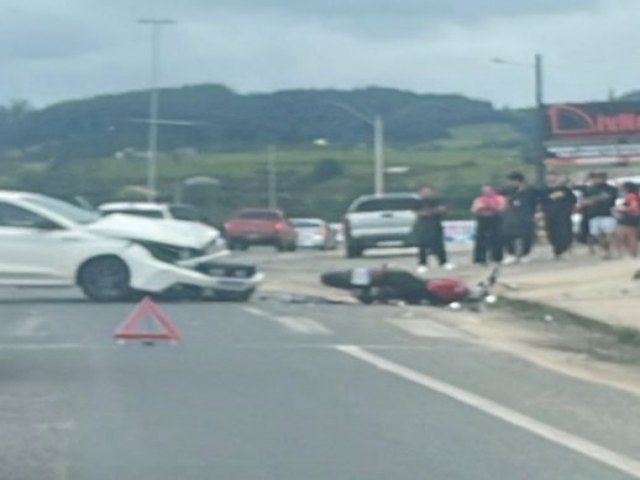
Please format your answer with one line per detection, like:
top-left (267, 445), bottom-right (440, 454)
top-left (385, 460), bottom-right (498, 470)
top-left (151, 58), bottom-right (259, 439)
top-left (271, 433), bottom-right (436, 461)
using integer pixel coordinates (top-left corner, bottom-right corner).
top-left (87, 214), bottom-right (265, 301)
top-left (0, 191), bottom-right (263, 302)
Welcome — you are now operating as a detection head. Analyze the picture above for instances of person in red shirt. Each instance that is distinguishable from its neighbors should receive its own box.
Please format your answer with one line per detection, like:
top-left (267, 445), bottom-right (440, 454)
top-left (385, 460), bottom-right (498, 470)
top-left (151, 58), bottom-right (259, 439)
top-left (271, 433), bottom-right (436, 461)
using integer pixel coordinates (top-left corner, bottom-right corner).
top-left (615, 182), bottom-right (640, 257)
top-left (471, 185), bottom-right (507, 264)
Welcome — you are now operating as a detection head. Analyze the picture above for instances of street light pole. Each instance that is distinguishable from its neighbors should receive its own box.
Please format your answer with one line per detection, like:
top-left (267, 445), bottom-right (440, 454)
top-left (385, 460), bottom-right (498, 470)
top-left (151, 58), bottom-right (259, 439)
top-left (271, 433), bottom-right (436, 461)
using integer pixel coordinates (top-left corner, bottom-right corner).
top-left (326, 102), bottom-right (385, 195)
top-left (138, 18), bottom-right (175, 201)
top-left (533, 53), bottom-right (546, 187)
top-left (267, 145), bottom-right (278, 209)
top-left (373, 115), bottom-right (385, 195)
top-left (492, 53), bottom-right (546, 186)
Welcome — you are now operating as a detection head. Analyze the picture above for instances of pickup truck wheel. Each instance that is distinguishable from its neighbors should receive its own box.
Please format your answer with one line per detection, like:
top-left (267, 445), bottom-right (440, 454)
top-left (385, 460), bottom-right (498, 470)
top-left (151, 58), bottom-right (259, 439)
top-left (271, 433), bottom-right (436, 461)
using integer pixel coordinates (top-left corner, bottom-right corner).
top-left (79, 256), bottom-right (131, 302)
top-left (346, 242), bottom-right (363, 258)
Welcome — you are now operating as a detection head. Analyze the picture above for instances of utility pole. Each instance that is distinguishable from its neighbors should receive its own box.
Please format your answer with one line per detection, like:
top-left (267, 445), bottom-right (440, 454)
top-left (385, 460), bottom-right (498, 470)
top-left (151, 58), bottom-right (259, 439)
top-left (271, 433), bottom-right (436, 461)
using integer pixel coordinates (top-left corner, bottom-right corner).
top-left (267, 145), bottom-right (278, 209)
top-left (373, 115), bottom-right (385, 196)
top-left (138, 18), bottom-right (175, 201)
top-left (534, 53), bottom-right (546, 187)
top-left (492, 54), bottom-right (547, 186)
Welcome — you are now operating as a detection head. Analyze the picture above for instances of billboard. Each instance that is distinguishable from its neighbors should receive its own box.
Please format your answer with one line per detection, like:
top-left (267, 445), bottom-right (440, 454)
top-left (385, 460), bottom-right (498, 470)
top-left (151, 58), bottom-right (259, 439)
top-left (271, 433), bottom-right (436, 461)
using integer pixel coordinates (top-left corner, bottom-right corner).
top-left (544, 102), bottom-right (640, 140)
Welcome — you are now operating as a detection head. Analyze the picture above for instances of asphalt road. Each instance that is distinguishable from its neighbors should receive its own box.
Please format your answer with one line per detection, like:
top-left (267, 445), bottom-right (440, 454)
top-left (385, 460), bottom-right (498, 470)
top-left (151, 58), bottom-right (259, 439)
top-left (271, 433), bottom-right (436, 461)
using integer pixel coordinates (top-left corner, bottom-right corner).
top-left (2, 248), bottom-right (640, 479)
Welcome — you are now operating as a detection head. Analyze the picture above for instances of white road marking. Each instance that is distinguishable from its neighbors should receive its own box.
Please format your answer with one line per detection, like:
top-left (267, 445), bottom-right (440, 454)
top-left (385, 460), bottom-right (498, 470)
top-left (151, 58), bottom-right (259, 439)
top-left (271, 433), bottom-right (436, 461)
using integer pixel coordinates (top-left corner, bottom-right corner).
top-left (12, 312), bottom-right (49, 337)
top-left (336, 345), bottom-right (640, 479)
top-left (0, 343), bottom-right (83, 350)
top-left (275, 317), bottom-right (332, 335)
top-left (243, 306), bottom-right (268, 318)
top-left (243, 307), bottom-right (333, 335)
top-left (388, 319), bottom-right (464, 339)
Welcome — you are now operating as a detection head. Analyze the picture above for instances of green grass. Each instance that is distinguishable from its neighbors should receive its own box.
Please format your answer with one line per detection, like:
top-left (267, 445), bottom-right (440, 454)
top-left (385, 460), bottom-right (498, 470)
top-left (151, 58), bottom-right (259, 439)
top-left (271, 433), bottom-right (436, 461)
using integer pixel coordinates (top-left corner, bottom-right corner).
top-left (7, 122), bottom-right (534, 222)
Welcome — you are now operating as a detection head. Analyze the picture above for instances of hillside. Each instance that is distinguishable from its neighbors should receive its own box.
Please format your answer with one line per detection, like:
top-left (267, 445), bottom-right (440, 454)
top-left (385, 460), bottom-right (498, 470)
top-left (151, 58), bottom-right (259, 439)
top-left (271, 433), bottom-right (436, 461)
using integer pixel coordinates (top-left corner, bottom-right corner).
top-left (0, 85), bottom-right (517, 160)
top-left (0, 85), bottom-right (531, 222)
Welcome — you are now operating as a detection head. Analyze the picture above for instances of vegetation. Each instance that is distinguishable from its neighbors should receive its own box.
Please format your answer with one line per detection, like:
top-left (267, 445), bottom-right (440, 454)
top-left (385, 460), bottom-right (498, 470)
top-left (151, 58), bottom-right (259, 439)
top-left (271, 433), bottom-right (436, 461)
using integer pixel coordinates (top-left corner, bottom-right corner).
top-left (0, 85), bottom-right (534, 223)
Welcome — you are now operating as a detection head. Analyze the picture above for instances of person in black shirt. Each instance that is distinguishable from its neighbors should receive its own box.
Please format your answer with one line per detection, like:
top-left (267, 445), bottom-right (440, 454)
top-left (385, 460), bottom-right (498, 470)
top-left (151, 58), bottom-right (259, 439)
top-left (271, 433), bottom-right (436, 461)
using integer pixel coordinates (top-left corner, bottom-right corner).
top-left (541, 172), bottom-right (577, 259)
top-left (573, 173), bottom-right (595, 246)
top-left (412, 186), bottom-right (454, 273)
top-left (579, 172), bottom-right (619, 258)
top-left (502, 172), bottom-right (539, 264)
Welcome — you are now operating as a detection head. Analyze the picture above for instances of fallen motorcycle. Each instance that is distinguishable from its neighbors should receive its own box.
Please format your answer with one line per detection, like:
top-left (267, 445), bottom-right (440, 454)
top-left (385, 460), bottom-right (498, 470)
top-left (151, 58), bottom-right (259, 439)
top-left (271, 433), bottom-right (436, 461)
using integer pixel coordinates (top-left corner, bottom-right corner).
top-left (321, 266), bottom-right (499, 308)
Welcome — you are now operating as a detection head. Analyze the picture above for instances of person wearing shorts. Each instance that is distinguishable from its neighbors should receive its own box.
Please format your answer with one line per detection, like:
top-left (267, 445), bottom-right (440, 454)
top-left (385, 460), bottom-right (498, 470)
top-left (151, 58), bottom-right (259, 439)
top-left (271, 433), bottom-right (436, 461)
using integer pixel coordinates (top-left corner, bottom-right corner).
top-left (581, 173), bottom-right (619, 258)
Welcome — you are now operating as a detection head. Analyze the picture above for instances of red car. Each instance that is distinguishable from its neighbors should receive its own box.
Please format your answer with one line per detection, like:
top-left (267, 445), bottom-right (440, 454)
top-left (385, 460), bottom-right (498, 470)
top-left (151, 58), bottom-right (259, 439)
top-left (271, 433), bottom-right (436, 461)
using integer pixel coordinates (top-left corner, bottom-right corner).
top-left (224, 209), bottom-right (298, 251)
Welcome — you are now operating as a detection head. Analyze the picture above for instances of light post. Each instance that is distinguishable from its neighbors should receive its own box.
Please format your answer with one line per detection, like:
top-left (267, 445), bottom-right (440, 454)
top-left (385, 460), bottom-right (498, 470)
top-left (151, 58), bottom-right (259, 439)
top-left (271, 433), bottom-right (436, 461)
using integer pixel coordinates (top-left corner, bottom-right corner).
top-left (138, 18), bottom-right (176, 201)
top-left (492, 53), bottom-right (546, 186)
top-left (327, 102), bottom-right (385, 196)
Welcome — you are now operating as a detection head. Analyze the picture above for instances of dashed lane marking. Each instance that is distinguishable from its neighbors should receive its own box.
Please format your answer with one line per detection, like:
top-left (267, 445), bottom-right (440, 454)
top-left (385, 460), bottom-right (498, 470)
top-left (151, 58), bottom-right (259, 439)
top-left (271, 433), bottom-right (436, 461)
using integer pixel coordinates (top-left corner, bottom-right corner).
top-left (387, 318), bottom-right (465, 339)
top-left (243, 307), bottom-right (333, 335)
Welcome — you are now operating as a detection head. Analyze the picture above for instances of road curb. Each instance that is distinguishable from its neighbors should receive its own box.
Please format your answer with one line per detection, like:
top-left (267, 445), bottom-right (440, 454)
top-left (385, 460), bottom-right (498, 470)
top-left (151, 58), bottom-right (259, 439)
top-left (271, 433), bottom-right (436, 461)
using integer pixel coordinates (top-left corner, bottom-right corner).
top-left (499, 296), bottom-right (640, 348)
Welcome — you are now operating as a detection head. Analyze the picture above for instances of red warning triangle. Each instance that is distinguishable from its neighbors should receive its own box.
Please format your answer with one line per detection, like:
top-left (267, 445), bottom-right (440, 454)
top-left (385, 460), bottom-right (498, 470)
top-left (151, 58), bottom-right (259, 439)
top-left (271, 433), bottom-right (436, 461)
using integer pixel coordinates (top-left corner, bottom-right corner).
top-left (114, 297), bottom-right (181, 341)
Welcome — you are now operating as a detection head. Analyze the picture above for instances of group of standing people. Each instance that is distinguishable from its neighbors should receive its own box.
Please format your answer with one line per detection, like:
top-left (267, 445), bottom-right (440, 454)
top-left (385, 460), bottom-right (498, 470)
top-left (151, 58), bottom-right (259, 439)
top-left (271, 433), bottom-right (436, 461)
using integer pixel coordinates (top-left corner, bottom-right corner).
top-left (411, 171), bottom-right (640, 272)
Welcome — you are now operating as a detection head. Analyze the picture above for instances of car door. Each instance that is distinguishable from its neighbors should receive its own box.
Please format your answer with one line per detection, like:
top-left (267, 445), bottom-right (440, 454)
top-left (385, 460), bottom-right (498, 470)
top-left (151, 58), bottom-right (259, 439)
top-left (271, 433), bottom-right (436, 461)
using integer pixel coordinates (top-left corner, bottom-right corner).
top-left (0, 201), bottom-right (74, 285)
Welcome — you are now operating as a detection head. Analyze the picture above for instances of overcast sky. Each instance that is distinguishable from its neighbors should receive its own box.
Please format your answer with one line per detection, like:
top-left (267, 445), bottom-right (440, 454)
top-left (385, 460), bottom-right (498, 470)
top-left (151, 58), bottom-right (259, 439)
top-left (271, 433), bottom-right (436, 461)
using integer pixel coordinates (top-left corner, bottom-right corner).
top-left (1, 0), bottom-right (638, 108)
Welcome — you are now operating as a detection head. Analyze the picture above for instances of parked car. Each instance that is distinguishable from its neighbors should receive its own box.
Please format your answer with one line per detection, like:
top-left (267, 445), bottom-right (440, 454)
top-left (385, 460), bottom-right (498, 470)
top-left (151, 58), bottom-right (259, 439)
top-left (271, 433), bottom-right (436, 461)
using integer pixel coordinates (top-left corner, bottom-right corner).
top-left (224, 208), bottom-right (297, 251)
top-left (343, 193), bottom-right (419, 258)
top-left (98, 202), bottom-right (200, 221)
top-left (0, 191), bottom-right (263, 302)
top-left (98, 202), bottom-right (222, 249)
top-left (291, 218), bottom-right (337, 250)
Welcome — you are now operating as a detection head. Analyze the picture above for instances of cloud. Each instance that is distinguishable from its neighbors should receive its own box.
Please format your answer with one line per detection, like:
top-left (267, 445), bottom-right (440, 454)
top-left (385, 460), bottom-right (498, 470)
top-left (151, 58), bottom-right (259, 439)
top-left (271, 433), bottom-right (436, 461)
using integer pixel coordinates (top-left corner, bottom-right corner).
top-left (0, 0), bottom-right (633, 108)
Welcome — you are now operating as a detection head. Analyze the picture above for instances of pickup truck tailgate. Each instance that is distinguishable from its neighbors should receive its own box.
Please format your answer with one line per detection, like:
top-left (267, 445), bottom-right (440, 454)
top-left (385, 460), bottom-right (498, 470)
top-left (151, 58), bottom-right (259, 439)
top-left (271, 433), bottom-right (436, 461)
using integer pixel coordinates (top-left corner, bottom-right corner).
top-left (348, 210), bottom-right (416, 237)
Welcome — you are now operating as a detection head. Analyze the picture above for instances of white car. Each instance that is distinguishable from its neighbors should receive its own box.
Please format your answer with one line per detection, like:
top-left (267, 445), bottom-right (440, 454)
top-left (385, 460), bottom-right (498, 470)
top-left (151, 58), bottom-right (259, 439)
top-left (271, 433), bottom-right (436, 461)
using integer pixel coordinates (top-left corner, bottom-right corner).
top-left (290, 218), bottom-right (337, 250)
top-left (98, 201), bottom-right (221, 246)
top-left (0, 191), bottom-right (263, 301)
top-left (98, 202), bottom-right (199, 221)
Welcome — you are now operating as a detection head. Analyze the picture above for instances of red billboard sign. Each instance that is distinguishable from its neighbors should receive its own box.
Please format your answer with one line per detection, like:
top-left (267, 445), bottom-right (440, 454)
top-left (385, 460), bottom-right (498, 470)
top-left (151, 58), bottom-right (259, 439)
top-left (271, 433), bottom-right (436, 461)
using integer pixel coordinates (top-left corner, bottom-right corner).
top-left (545, 102), bottom-right (640, 139)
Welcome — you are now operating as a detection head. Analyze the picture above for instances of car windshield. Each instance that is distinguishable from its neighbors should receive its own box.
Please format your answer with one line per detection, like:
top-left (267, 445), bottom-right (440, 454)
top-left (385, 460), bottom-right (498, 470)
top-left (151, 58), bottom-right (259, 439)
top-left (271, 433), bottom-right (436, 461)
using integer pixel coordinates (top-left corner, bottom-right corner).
top-left (24, 195), bottom-right (100, 224)
top-left (354, 198), bottom-right (417, 212)
top-left (236, 210), bottom-right (280, 220)
top-left (103, 209), bottom-right (164, 219)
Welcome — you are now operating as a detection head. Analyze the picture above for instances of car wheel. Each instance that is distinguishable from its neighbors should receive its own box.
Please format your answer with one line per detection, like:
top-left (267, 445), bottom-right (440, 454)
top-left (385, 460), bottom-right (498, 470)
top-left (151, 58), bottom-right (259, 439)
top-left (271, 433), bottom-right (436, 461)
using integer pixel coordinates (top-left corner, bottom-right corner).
top-left (346, 241), bottom-right (363, 258)
top-left (78, 256), bottom-right (131, 302)
top-left (227, 239), bottom-right (239, 251)
top-left (276, 241), bottom-right (287, 252)
top-left (287, 243), bottom-right (297, 252)
top-left (239, 242), bottom-right (250, 251)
